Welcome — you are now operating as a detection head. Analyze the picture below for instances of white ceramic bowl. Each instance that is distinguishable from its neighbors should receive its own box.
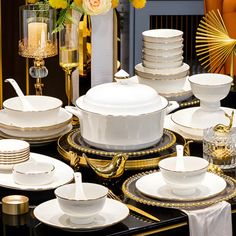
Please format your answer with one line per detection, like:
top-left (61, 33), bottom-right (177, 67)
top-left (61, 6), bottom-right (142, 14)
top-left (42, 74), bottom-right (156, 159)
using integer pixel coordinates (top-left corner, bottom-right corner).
top-left (142, 59), bottom-right (183, 69)
top-left (143, 39), bottom-right (183, 50)
top-left (3, 96), bottom-right (62, 126)
top-left (54, 183), bottom-right (108, 224)
top-left (137, 75), bottom-right (187, 94)
top-left (188, 73), bottom-right (233, 111)
top-left (13, 161), bottom-right (55, 186)
top-left (158, 156), bottom-right (209, 196)
top-left (142, 29), bottom-right (183, 43)
top-left (143, 46), bottom-right (183, 57)
top-left (143, 52), bottom-right (183, 62)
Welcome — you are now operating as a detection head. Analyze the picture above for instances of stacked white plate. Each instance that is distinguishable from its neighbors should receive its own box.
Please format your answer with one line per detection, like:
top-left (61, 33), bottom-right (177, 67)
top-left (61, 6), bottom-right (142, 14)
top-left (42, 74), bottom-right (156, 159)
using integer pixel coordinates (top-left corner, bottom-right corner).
top-left (0, 139), bottom-right (30, 170)
top-left (135, 29), bottom-right (192, 101)
top-left (0, 108), bottom-right (73, 144)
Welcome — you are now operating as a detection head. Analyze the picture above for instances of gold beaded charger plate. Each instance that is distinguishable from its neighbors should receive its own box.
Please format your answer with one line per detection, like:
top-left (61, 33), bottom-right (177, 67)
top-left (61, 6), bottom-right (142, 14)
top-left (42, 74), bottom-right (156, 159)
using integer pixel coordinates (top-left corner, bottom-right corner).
top-left (122, 170), bottom-right (236, 209)
top-left (57, 128), bottom-right (187, 171)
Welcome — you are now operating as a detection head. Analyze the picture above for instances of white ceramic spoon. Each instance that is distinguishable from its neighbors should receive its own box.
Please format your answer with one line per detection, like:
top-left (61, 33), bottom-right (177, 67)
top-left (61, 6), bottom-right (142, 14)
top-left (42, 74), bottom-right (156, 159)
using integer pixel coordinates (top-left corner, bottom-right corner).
top-left (5, 78), bottom-right (35, 111)
top-left (74, 172), bottom-right (87, 200)
top-left (175, 145), bottom-right (185, 171)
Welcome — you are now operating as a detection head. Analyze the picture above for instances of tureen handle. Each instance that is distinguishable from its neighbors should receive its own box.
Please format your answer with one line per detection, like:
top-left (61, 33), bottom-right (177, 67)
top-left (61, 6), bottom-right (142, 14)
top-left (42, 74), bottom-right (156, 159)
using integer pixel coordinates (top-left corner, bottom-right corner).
top-left (65, 106), bottom-right (83, 120)
top-left (166, 101), bottom-right (179, 114)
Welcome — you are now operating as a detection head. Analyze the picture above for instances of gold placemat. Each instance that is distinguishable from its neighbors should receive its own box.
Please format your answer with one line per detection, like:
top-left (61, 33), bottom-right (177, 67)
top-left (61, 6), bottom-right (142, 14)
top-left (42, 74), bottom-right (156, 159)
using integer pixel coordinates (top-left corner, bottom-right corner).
top-left (122, 170), bottom-right (236, 209)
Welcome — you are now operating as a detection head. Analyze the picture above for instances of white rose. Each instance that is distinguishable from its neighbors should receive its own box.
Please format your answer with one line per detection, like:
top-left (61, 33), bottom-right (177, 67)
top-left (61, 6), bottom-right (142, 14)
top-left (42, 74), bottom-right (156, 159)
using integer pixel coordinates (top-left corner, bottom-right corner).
top-left (83, 0), bottom-right (111, 15)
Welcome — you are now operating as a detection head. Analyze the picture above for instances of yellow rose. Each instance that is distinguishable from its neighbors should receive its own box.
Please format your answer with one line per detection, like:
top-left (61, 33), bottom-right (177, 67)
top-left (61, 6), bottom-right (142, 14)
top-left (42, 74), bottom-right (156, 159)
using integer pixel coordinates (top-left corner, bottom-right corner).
top-left (111, 0), bottom-right (119, 8)
top-left (83, 0), bottom-right (112, 15)
top-left (49, 0), bottom-right (68, 9)
top-left (131, 0), bottom-right (146, 9)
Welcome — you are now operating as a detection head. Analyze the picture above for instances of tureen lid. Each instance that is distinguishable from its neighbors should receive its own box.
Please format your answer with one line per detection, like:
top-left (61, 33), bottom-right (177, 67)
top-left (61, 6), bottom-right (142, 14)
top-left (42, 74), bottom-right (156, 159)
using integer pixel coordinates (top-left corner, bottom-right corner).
top-left (76, 71), bottom-right (167, 116)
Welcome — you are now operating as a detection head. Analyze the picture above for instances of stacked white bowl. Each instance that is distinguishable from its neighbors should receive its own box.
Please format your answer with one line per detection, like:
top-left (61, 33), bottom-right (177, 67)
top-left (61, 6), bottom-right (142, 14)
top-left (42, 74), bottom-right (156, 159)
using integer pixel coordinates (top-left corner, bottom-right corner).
top-left (0, 139), bottom-right (30, 170)
top-left (135, 29), bottom-right (190, 95)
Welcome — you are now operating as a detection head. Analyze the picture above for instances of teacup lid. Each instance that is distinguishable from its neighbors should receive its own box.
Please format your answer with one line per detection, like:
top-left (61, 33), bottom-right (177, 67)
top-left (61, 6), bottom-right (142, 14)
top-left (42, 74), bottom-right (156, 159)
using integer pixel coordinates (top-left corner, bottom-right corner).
top-left (76, 71), bottom-right (166, 116)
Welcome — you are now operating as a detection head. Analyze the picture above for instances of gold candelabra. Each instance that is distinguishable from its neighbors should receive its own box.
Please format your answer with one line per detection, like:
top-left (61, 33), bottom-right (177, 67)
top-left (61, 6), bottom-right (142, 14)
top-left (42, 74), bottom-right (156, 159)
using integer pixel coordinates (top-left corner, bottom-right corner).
top-left (196, 10), bottom-right (236, 80)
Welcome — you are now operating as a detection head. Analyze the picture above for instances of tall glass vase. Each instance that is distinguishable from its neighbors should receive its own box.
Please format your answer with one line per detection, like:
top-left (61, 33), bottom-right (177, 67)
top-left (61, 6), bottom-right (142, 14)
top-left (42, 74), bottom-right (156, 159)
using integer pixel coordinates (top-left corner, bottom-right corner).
top-left (19, 4), bottom-right (57, 95)
top-left (59, 10), bottom-right (81, 105)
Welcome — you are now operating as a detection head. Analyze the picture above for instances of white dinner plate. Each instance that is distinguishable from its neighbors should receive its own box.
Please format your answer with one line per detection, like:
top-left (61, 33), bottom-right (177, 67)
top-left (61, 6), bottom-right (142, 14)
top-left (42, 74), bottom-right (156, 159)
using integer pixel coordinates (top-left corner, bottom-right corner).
top-left (171, 106), bottom-right (236, 139)
top-left (0, 152), bottom-right (74, 191)
top-left (0, 108), bottom-right (72, 137)
top-left (136, 172), bottom-right (227, 201)
top-left (0, 124), bottom-right (72, 145)
top-left (34, 198), bottom-right (129, 232)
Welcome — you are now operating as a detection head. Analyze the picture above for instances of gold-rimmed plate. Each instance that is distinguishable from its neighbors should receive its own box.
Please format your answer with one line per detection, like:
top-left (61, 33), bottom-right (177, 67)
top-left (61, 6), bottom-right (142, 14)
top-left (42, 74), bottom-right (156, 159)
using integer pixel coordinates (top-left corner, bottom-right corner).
top-left (122, 170), bottom-right (236, 209)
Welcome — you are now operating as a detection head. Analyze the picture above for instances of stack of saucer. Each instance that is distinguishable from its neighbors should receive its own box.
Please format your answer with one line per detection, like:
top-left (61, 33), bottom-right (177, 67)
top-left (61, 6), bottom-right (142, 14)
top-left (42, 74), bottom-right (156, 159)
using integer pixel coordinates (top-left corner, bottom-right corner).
top-left (0, 139), bottom-right (30, 170)
top-left (135, 29), bottom-right (191, 101)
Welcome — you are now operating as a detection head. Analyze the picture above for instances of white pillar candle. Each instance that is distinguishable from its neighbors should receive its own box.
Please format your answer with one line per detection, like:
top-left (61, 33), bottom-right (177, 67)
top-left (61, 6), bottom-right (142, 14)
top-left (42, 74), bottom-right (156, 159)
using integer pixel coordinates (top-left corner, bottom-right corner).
top-left (28, 22), bottom-right (47, 49)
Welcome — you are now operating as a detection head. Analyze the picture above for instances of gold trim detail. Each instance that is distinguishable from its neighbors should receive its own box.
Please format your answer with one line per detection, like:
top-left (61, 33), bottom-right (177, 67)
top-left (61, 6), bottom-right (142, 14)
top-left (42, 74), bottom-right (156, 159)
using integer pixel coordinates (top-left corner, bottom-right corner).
top-left (133, 222), bottom-right (188, 236)
top-left (122, 170), bottom-right (236, 209)
top-left (66, 128), bottom-right (176, 158)
top-left (57, 129), bottom-right (187, 170)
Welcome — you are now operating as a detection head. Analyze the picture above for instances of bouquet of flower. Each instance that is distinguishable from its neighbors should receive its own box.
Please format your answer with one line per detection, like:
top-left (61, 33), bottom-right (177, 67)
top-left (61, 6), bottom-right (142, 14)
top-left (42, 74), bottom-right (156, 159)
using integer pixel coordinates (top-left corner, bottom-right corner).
top-left (27, 0), bottom-right (146, 32)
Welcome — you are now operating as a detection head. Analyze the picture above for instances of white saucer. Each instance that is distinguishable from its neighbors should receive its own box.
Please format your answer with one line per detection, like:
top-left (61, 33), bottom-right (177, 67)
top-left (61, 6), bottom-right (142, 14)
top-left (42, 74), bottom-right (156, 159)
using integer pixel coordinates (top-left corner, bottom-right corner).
top-left (0, 152), bottom-right (74, 190)
top-left (136, 172), bottom-right (227, 201)
top-left (0, 107), bottom-right (72, 132)
top-left (34, 198), bottom-right (129, 232)
top-left (171, 106), bottom-right (236, 139)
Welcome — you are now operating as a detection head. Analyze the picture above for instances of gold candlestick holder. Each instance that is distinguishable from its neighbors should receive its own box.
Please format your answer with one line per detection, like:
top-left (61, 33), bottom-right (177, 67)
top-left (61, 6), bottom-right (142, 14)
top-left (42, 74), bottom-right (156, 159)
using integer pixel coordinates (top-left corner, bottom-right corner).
top-left (18, 3), bottom-right (57, 95)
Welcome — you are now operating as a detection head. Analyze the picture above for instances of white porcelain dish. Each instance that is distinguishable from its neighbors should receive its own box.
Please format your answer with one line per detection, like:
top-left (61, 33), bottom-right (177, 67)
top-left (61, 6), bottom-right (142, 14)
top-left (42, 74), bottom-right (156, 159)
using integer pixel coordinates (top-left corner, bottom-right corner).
top-left (3, 96), bottom-right (62, 126)
top-left (65, 79), bottom-right (179, 151)
top-left (143, 46), bottom-right (183, 57)
top-left (0, 152), bottom-right (74, 190)
top-left (0, 108), bottom-right (72, 138)
top-left (135, 172), bottom-right (226, 201)
top-left (188, 73), bottom-right (232, 111)
top-left (34, 198), bottom-right (129, 232)
top-left (171, 107), bottom-right (236, 138)
top-left (142, 59), bottom-right (183, 69)
top-left (0, 124), bottom-right (73, 146)
top-left (158, 156), bottom-right (209, 195)
top-left (0, 139), bottom-right (29, 153)
top-left (13, 161), bottom-right (55, 186)
top-left (137, 75), bottom-right (187, 94)
top-left (142, 29), bottom-right (183, 43)
top-left (135, 63), bottom-right (189, 80)
top-left (55, 183), bottom-right (108, 224)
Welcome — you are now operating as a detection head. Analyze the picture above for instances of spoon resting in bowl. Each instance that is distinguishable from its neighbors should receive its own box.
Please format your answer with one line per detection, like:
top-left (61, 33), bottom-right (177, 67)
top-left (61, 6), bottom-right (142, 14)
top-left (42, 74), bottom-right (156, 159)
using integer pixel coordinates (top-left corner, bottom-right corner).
top-left (74, 172), bottom-right (87, 200)
top-left (175, 145), bottom-right (185, 171)
top-left (5, 78), bottom-right (35, 111)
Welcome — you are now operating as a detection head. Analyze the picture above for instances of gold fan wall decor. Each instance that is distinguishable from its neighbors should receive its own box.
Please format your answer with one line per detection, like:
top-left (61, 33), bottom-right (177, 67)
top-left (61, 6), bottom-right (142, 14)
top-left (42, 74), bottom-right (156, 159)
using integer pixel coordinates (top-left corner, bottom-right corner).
top-left (196, 9), bottom-right (236, 79)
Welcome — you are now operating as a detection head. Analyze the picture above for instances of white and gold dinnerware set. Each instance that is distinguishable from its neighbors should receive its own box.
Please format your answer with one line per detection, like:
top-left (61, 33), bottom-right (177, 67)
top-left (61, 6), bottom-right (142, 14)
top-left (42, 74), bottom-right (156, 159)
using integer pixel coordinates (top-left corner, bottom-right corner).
top-left (0, 95), bottom-right (73, 144)
top-left (135, 29), bottom-right (192, 102)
